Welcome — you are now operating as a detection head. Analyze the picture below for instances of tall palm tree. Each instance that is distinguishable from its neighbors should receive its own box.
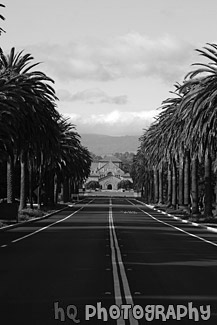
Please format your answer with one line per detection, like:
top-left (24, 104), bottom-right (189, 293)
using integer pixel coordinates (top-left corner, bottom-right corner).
top-left (139, 86), bottom-right (185, 207)
top-left (45, 117), bottom-right (91, 204)
top-left (179, 43), bottom-right (217, 217)
top-left (134, 43), bottom-right (217, 219)
top-left (0, 48), bottom-right (61, 210)
top-left (0, 79), bottom-right (28, 203)
top-left (156, 89), bottom-right (184, 207)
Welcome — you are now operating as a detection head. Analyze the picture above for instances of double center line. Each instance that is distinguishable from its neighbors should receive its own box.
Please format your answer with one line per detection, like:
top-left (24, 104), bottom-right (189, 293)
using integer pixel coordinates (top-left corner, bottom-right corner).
top-left (108, 198), bottom-right (138, 325)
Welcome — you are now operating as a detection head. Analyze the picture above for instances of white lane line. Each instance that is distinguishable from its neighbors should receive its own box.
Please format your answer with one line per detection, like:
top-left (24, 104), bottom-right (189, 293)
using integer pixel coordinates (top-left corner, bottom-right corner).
top-left (109, 198), bottom-right (124, 325)
top-left (0, 199), bottom-right (94, 248)
top-left (109, 198), bottom-right (139, 325)
top-left (135, 200), bottom-right (217, 232)
top-left (109, 208), bottom-right (124, 325)
top-left (207, 227), bottom-right (217, 233)
top-left (127, 199), bottom-right (217, 248)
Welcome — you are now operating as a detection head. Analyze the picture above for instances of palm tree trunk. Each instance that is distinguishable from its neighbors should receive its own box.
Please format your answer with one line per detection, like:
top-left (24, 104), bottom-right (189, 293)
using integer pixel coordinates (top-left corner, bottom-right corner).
top-left (172, 158), bottom-right (177, 209)
top-left (167, 162), bottom-right (172, 207)
top-left (7, 154), bottom-right (14, 203)
top-left (68, 178), bottom-right (72, 201)
top-left (154, 167), bottom-right (159, 204)
top-left (29, 159), bottom-right (33, 209)
top-left (71, 179), bottom-right (75, 195)
top-left (184, 151), bottom-right (190, 208)
top-left (178, 156), bottom-right (184, 207)
top-left (74, 180), bottom-right (79, 199)
top-left (43, 171), bottom-right (49, 207)
top-left (215, 180), bottom-right (217, 216)
top-left (49, 171), bottom-right (55, 206)
top-left (37, 165), bottom-right (42, 209)
top-left (140, 178), bottom-right (144, 197)
top-left (150, 170), bottom-right (154, 203)
top-left (141, 185), bottom-right (144, 197)
top-left (158, 163), bottom-right (163, 204)
top-left (54, 174), bottom-right (57, 204)
top-left (54, 173), bottom-right (60, 204)
top-left (147, 172), bottom-right (152, 203)
top-left (148, 170), bottom-right (154, 203)
top-left (63, 176), bottom-right (69, 203)
top-left (71, 180), bottom-right (77, 200)
top-left (191, 155), bottom-right (199, 216)
top-left (147, 178), bottom-right (150, 202)
top-left (19, 151), bottom-right (27, 211)
top-left (204, 152), bottom-right (213, 218)
top-left (143, 180), bottom-right (148, 202)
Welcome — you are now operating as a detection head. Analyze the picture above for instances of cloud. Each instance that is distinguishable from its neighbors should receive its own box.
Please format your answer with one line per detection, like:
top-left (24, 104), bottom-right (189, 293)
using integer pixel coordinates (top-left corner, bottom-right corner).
top-left (28, 33), bottom-right (194, 84)
top-left (57, 88), bottom-right (128, 105)
top-left (66, 109), bottom-right (156, 136)
top-left (83, 110), bottom-right (156, 125)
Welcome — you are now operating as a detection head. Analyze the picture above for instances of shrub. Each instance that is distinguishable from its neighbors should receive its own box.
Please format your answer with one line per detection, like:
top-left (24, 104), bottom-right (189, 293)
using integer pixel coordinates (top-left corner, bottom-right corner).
top-left (19, 208), bottom-right (45, 221)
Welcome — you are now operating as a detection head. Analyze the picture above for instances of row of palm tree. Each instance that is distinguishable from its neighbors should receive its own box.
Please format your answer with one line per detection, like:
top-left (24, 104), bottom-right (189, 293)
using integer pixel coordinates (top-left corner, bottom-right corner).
top-left (132, 43), bottom-right (217, 219)
top-left (0, 6), bottom-right (91, 212)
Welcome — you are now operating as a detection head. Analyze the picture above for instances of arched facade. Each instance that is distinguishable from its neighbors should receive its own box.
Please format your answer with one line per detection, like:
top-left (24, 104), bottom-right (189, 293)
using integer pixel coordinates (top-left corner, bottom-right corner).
top-left (85, 155), bottom-right (133, 190)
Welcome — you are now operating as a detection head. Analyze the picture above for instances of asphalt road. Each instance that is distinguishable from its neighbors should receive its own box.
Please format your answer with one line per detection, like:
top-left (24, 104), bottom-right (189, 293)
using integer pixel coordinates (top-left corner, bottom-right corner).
top-left (0, 197), bottom-right (217, 324)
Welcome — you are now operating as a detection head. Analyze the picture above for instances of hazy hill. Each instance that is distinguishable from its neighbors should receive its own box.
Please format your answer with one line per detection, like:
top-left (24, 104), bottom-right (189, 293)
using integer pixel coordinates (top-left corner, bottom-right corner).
top-left (80, 134), bottom-right (140, 155)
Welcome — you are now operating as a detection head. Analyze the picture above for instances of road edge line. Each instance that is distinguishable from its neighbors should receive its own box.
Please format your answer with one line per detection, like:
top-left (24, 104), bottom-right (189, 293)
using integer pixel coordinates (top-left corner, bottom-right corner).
top-left (134, 199), bottom-right (217, 234)
top-left (0, 205), bottom-right (69, 232)
top-left (0, 199), bottom-right (93, 247)
top-left (0, 198), bottom-right (89, 233)
top-left (128, 200), bottom-right (217, 248)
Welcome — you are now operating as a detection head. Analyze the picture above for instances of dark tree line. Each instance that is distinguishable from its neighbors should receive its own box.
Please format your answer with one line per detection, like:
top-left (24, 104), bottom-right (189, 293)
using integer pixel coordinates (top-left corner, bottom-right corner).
top-left (132, 43), bottom-right (217, 219)
top-left (0, 4), bottom-right (92, 212)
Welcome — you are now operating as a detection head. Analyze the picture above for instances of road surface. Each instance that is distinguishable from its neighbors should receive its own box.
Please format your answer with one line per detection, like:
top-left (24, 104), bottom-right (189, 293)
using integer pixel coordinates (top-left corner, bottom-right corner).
top-left (0, 197), bottom-right (217, 324)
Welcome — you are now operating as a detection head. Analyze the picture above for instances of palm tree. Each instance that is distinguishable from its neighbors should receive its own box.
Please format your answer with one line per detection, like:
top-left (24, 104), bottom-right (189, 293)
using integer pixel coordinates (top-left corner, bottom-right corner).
top-left (134, 43), bottom-right (217, 219)
top-left (156, 90), bottom-right (183, 207)
top-left (45, 117), bottom-right (91, 204)
top-left (18, 75), bottom-right (60, 210)
top-left (131, 149), bottom-right (148, 197)
top-left (0, 47), bottom-right (61, 210)
top-left (179, 43), bottom-right (217, 217)
top-left (183, 150), bottom-right (190, 208)
top-left (0, 79), bottom-right (28, 203)
top-left (138, 85), bottom-right (186, 207)
top-left (0, 44), bottom-right (92, 210)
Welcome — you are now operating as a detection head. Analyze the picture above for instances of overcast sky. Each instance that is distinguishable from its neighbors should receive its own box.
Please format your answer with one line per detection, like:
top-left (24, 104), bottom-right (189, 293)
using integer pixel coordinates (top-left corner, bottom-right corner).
top-left (1, 0), bottom-right (217, 136)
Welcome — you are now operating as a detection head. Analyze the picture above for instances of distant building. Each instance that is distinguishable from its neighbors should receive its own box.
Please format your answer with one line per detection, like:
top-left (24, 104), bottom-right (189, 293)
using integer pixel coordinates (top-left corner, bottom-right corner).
top-left (85, 155), bottom-right (133, 190)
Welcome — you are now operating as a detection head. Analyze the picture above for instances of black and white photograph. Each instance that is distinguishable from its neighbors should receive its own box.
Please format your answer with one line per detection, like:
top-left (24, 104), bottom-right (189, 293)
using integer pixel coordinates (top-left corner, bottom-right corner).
top-left (0, 0), bottom-right (217, 324)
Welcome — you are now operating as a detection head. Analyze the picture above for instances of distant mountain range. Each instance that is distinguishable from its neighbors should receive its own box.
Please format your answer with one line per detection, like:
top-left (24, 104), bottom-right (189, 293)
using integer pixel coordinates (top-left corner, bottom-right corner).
top-left (80, 134), bottom-right (140, 155)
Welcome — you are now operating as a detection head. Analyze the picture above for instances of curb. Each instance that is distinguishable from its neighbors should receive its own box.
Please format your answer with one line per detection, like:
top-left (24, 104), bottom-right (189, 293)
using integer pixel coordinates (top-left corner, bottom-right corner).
top-left (135, 200), bottom-right (217, 234)
top-left (0, 205), bottom-right (71, 232)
